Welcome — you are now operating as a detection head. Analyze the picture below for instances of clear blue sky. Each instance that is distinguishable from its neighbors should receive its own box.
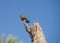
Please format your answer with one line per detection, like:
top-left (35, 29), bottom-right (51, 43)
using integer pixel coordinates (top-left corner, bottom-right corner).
top-left (0, 0), bottom-right (60, 43)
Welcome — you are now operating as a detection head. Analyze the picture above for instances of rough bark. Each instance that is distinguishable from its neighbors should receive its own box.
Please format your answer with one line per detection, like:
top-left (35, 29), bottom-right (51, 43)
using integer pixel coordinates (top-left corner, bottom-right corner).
top-left (22, 22), bottom-right (47, 43)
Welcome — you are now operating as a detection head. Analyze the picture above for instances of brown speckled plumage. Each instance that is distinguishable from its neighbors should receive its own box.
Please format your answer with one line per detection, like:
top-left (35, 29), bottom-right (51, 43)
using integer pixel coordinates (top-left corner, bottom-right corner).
top-left (20, 14), bottom-right (30, 23)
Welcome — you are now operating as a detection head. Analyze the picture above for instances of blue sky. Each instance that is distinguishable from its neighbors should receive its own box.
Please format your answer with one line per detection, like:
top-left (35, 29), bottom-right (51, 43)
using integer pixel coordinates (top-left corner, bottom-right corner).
top-left (0, 0), bottom-right (60, 43)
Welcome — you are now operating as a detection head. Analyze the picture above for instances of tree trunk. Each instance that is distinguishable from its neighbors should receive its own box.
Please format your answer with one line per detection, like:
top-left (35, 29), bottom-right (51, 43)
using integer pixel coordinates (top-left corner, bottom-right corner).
top-left (22, 22), bottom-right (47, 43)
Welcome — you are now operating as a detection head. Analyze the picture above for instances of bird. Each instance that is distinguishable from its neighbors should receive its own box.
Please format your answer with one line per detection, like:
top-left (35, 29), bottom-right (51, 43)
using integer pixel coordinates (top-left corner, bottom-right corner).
top-left (20, 14), bottom-right (30, 23)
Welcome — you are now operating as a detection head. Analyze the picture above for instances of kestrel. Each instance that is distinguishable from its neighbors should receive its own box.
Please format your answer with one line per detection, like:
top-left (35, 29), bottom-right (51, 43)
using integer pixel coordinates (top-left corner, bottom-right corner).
top-left (20, 14), bottom-right (30, 23)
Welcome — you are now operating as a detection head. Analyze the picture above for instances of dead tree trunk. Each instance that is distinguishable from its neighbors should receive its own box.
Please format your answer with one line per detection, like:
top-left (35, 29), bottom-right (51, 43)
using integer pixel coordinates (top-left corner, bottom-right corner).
top-left (22, 22), bottom-right (47, 43)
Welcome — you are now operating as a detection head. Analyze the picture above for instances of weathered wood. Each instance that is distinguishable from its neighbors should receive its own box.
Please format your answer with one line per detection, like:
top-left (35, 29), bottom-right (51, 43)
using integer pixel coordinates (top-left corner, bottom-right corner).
top-left (22, 22), bottom-right (47, 43)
